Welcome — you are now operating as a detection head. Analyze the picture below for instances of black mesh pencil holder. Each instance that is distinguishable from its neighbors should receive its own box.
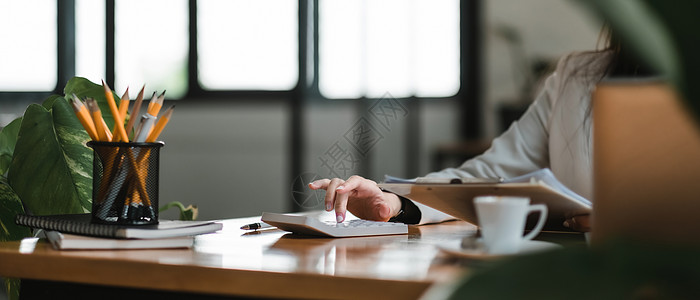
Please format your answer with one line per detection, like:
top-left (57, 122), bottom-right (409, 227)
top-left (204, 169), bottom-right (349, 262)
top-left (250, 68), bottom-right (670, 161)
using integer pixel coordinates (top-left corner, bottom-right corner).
top-left (88, 141), bottom-right (164, 225)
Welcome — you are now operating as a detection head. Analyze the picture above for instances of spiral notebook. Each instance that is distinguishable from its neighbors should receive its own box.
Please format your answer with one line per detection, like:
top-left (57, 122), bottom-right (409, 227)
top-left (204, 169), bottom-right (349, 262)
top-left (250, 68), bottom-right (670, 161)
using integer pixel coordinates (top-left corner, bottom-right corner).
top-left (16, 213), bottom-right (222, 239)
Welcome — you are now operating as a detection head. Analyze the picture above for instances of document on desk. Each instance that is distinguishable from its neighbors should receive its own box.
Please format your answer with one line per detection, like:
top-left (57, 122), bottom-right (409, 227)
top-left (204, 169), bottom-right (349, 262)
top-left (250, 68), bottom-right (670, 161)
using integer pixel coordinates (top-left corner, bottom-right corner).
top-left (379, 168), bottom-right (591, 229)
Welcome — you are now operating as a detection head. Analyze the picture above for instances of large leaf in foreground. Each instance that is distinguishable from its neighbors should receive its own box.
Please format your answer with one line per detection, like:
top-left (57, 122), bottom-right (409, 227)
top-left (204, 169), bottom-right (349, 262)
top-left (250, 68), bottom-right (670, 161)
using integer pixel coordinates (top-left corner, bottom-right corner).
top-left (0, 179), bottom-right (30, 300)
top-left (3, 277), bottom-right (20, 300)
top-left (64, 77), bottom-right (119, 129)
top-left (0, 180), bottom-right (30, 242)
top-left (7, 98), bottom-right (92, 215)
top-left (0, 118), bottom-right (22, 176)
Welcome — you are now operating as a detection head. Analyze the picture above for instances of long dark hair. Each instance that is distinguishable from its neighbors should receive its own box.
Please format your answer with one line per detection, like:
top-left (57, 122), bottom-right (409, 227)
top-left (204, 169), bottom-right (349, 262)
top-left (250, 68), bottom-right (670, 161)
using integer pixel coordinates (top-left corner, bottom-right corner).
top-left (601, 25), bottom-right (655, 79)
top-left (559, 25), bottom-right (655, 156)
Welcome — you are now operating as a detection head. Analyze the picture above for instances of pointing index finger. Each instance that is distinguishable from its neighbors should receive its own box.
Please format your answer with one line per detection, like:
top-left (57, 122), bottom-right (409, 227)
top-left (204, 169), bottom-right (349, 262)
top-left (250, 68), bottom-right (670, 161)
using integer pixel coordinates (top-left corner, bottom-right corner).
top-left (335, 176), bottom-right (368, 193)
top-left (309, 179), bottom-right (331, 190)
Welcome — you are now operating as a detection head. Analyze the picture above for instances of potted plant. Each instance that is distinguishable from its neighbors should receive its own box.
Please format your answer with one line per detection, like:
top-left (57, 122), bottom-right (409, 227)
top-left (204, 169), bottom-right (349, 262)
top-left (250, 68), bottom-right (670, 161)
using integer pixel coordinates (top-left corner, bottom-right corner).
top-left (0, 77), bottom-right (195, 299)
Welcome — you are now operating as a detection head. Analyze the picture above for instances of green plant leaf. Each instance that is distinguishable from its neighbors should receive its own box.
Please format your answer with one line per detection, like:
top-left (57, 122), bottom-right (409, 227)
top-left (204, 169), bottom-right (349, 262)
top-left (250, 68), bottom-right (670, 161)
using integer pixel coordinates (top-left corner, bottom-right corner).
top-left (642, 0), bottom-right (700, 123)
top-left (4, 277), bottom-right (20, 300)
top-left (42, 94), bottom-right (65, 110)
top-left (159, 201), bottom-right (198, 221)
top-left (0, 179), bottom-right (29, 300)
top-left (7, 98), bottom-right (93, 215)
top-left (0, 180), bottom-right (30, 242)
top-left (0, 118), bottom-right (22, 176)
top-left (63, 77), bottom-right (119, 129)
top-left (443, 240), bottom-right (700, 299)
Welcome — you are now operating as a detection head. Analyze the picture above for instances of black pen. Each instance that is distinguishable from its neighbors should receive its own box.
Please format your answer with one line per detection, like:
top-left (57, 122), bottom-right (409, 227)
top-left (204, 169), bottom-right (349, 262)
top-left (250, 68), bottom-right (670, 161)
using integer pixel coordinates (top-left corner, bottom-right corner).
top-left (240, 222), bottom-right (273, 230)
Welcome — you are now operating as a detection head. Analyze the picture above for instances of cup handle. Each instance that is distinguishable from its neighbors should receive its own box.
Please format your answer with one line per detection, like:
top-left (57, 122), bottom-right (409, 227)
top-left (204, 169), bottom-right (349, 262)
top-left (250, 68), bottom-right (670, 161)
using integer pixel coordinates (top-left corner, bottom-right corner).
top-left (522, 204), bottom-right (548, 241)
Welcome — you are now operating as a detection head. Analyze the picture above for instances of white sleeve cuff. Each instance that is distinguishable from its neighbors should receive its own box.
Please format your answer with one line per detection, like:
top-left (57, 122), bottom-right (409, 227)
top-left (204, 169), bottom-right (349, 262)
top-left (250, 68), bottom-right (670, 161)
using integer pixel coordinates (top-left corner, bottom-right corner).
top-left (412, 200), bottom-right (457, 225)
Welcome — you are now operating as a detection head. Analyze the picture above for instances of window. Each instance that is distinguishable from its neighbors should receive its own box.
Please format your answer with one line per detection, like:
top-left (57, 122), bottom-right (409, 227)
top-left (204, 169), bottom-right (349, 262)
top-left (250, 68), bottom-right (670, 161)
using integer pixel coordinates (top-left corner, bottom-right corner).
top-left (197, 0), bottom-right (298, 91)
top-left (0, 0), bottom-right (57, 91)
top-left (1, 0), bottom-right (460, 99)
top-left (319, 0), bottom-right (460, 99)
top-left (75, 0), bottom-right (106, 84)
top-left (115, 0), bottom-right (189, 98)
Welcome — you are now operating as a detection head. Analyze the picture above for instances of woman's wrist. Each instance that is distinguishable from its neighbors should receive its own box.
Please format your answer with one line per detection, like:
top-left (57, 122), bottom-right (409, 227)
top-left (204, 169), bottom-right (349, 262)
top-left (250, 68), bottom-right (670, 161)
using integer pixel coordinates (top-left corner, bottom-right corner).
top-left (381, 190), bottom-right (421, 224)
top-left (387, 194), bottom-right (405, 222)
top-left (384, 193), bottom-right (403, 218)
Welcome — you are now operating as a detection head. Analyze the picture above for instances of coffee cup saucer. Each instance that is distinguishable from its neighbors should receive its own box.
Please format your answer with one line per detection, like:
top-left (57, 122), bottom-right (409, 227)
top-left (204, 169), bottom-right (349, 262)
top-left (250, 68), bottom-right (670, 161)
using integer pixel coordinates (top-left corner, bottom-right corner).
top-left (437, 238), bottom-right (561, 260)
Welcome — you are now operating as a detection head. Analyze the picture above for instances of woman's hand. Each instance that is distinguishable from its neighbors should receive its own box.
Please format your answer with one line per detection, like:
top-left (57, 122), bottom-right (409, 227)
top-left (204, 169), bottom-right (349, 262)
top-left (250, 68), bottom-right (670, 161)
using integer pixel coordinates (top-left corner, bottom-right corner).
top-left (563, 214), bottom-right (591, 232)
top-left (308, 175), bottom-right (402, 222)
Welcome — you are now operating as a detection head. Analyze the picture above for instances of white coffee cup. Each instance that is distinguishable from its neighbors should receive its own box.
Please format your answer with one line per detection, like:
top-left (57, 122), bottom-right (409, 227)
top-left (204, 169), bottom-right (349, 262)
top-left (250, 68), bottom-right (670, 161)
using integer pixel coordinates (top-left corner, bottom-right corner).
top-left (474, 196), bottom-right (548, 255)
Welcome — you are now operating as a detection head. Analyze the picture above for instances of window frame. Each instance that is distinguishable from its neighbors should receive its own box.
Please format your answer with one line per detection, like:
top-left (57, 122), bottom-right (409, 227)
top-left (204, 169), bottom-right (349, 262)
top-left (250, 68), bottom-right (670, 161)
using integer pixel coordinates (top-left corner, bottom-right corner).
top-left (315, 0), bottom-right (462, 100)
top-left (0, 0), bottom-right (477, 106)
top-left (0, 0), bottom-right (481, 212)
top-left (0, 0), bottom-right (70, 99)
top-left (184, 0), bottom-right (300, 100)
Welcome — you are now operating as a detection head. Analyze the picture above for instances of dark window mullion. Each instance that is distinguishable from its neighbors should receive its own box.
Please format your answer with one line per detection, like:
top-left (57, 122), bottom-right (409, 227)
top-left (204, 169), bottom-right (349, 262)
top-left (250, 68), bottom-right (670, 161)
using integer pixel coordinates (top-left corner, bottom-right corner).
top-left (289, 0), bottom-right (308, 212)
top-left (309, 0), bottom-right (320, 94)
top-left (57, 0), bottom-right (75, 93)
top-left (459, 0), bottom-right (481, 140)
top-left (106, 0), bottom-right (115, 87)
top-left (187, 0), bottom-right (202, 97)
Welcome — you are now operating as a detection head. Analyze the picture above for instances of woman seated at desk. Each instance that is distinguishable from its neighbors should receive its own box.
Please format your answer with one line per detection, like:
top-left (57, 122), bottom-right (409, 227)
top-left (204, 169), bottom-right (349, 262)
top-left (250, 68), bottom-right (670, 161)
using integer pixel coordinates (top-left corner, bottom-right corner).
top-left (309, 29), bottom-right (652, 232)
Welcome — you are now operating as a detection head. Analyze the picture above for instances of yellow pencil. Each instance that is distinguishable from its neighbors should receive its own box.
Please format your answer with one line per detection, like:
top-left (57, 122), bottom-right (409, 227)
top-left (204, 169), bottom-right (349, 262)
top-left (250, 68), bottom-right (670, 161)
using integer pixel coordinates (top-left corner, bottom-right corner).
top-left (102, 80), bottom-right (129, 142)
top-left (147, 90), bottom-right (165, 116)
top-left (118, 87), bottom-right (130, 121)
top-left (111, 88), bottom-right (130, 142)
top-left (146, 105), bottom-right (175, 142)
top-left (87, 98), bottom-right (112, 142)
top-left (157, 90), bottom-right (166, 103)
top-left (69, 96), bottom-right (99, 141)
top-left (125, 85), bottom-right (145, 139)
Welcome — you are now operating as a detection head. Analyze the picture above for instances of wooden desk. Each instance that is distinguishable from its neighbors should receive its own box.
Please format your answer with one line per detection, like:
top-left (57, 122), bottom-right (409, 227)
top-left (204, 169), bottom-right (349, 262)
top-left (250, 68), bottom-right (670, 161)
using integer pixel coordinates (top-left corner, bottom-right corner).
top-left (0, 214), bottom-right (488, 300)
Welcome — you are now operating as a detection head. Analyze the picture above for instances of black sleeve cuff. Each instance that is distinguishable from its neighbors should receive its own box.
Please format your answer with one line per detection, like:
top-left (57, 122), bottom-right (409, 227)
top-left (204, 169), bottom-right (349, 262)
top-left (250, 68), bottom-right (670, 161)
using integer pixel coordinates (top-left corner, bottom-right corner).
top-left (383, 191), bottom-right (421, 224)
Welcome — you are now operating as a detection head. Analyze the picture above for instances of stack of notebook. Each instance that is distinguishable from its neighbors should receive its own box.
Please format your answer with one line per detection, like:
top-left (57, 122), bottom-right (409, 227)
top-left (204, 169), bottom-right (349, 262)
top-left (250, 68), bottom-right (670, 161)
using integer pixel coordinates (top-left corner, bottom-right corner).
top-left (15, 213), bottom-right (222, 250)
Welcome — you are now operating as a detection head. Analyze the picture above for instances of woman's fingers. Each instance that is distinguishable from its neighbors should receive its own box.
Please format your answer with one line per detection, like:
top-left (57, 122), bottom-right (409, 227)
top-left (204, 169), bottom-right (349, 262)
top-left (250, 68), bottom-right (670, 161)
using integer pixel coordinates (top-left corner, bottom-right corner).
top-left (335, 176), bottom-right (382, 222)
top-left (333, 176), bottom-right (366, 222)
top-left (563, 214), bottom-right (591, 232)
top-left (336, 175), bottom-right (374, 194)
top-left (308, 178), bottom-right (335, 211)
top-left (308, 178), bottom-right (331, 190)
top-left (334, 188), bottom-right (350, 222)
top-left (309, 175), bottom-right (384, 223)
top-left (323, 178), bottom-right (345, 213)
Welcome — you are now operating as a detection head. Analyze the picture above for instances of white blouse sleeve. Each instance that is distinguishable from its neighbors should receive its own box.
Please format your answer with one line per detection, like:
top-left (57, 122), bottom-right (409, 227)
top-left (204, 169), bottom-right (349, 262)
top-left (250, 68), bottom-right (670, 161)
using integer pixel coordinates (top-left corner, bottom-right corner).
top-left (414, 65), bottom-right (562, 224)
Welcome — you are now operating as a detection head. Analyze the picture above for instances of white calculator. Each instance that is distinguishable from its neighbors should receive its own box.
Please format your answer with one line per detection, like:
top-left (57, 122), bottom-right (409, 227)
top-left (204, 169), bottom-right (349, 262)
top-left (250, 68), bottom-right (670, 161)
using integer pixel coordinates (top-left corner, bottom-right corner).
top-left (261, 212), bottom-right (408, 238)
